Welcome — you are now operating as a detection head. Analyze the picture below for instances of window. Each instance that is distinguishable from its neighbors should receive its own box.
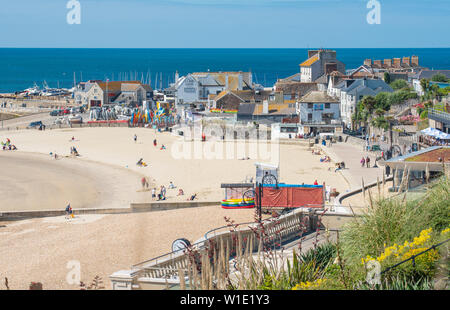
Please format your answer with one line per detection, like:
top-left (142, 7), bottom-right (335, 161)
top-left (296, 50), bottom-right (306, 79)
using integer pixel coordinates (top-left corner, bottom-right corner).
top-left (325, 103), bottom-right (330, 109)
top-left (308, 103), bottom-right (313, 109)
top-left (280, 127), bottom-right (298, 133)
top-left (184, 87), bottom-right (196, 93)
top-left (308, 113), bottom-right (312, 121)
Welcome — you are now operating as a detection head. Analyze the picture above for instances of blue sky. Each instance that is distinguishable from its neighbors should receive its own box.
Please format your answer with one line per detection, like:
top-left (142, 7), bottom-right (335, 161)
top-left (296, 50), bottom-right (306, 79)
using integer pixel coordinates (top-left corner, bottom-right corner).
top-left (0, 0), bottom-right (449, 48)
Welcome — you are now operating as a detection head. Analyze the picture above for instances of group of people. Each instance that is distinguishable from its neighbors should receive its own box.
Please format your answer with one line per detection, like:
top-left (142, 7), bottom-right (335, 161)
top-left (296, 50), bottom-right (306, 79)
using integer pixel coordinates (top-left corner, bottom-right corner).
top-left (1, 138), bottom-right (17, 151)
top-left (360, 156), bottom-right (372, 168)
top-left (148, 181), bottom-right (188, 200)
top-left (420, 135), bottom-right (449, 147)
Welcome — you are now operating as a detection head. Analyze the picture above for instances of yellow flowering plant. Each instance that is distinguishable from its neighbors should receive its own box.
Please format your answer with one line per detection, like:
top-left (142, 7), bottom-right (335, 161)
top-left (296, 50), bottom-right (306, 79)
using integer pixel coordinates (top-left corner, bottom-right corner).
top-left (361, 228), bottom-right (440, 276)
top-left (292, 278), bottom-right (327, 290)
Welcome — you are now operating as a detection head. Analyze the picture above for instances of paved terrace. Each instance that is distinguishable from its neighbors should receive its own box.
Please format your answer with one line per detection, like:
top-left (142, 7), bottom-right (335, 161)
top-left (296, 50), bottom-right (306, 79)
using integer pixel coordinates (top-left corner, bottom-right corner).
top-left (319, 141), bottom-right (387, 190)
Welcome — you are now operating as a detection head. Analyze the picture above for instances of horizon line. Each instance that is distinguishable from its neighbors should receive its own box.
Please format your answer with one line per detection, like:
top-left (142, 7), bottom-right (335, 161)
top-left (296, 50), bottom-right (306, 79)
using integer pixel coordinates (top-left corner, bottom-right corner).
top-left (1, 47), bottom-right (450, 49)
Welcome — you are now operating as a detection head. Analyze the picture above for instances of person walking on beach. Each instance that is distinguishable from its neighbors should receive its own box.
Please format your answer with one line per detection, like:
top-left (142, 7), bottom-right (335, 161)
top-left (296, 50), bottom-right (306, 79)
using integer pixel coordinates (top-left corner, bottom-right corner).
top-left (65, 203), bottom-right (73, 218)
top-left (134, 134), bottom-right (137, 143)
top-left (360, 157), bottom-right (365, 168)
top-left (314, 179), bottom-right (318, 186)
top-left (153, 139), bottom-right (157, 147)
top-left (141, 177), bottom-right (147, 190)
top-left (152, 187), bottom-right (156, 200)
top-left (366, 156), bottom-right (371, 168)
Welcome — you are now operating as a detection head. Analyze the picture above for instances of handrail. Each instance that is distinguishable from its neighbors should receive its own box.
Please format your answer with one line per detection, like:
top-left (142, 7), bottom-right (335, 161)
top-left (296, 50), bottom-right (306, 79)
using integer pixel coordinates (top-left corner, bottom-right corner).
top-left (380, 238), bottom-right (450, 275)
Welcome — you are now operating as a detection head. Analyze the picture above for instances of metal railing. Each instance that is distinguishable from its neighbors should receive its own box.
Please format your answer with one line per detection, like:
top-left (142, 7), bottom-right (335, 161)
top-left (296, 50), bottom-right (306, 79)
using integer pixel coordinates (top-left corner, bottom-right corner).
top-left (381, 238), bottom-right (450, 275)
top-left (428, 108), bottom-right (450, 123)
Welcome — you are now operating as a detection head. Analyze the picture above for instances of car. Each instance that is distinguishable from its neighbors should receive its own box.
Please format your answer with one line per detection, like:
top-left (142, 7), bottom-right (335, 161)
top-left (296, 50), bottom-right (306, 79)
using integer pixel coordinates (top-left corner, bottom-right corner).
top-left (63, 109), bottom-right (70, 115)
top-left (50, 110), bottom-right (59, 116)
top-left (27, 121), bottom-right (43, 129)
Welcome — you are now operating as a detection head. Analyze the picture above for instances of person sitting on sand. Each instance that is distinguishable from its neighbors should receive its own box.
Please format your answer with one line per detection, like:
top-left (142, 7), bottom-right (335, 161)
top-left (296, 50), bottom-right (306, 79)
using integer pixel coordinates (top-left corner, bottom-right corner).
top-left (136, 158), bottom-right (147, 167)
top-left (11, 145), bottom-right (17, 151)
top-left (151, 187), bottom-right (156, 199)
top-left (177, 188), bottom-right (184, 196)
top-left (160, 144), bottom-right (166, 150)
top-left (168, 181), bottom-right (175, 189)
top-left (187, 193), bottom-right (197, 201)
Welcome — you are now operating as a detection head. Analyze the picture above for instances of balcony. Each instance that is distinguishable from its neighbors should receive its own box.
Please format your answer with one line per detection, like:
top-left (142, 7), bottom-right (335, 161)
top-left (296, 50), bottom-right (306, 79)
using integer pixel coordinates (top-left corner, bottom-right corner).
top-left (300, 119), bottom-right (342, 126)
top-left (428, 108), bottom-right (450, 125)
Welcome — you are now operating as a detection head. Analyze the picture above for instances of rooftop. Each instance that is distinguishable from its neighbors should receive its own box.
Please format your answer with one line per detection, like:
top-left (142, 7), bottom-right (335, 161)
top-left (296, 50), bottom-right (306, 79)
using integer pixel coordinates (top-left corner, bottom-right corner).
top-left (300, 55), bottom-right (319, 67)
top-left (299, 91), bottom-right (340, 103)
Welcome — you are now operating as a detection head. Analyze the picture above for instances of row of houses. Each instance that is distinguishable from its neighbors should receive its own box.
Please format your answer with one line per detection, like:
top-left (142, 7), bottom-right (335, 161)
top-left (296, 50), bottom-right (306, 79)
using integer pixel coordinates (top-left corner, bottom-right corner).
top-left (72, 49), bottom-right (448, 136)
top-left (74, 80), bottom-right (153, 109)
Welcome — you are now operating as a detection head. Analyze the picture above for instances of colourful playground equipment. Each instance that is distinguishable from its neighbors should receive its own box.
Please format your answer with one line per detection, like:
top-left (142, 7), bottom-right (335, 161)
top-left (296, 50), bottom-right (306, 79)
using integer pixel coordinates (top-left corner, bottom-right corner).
top-left (130, 102), bottom-right (175, 127)
top-left (221, 198), bottom-right (255, 209)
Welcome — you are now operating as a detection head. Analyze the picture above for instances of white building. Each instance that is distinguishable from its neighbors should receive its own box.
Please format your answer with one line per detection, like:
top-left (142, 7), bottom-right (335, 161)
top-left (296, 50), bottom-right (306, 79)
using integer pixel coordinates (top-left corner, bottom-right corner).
top-left (334, 78), bottom-right (393, 128)
top-left (300, 50), bottom-right (345, 83)
top-left (296, 91), bottom-right (342, 135)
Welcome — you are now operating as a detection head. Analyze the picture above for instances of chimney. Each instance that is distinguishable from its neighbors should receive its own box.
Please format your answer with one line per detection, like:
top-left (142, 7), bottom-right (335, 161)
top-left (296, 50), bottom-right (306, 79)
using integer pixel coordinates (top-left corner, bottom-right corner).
top-left (364, 59), bottom-right (372, 67)
top-left (384, 59), bottom-right (392, 67)
top-left (373, 60), bottom-right (382, 68)
top-left (393, 58), bottom-right (401, 68)
top-left (411, 56), bottom-right (419, 67)
top-left (402, 57), bottom-right (410, 66)
top-left (308, 50), bottom-right (319, 59)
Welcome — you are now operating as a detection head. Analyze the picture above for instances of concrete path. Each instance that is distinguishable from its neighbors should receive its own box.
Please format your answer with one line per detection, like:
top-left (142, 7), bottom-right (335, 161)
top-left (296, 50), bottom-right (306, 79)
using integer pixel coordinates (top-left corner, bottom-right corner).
top-left (319, 141), bottom-right (386, 190)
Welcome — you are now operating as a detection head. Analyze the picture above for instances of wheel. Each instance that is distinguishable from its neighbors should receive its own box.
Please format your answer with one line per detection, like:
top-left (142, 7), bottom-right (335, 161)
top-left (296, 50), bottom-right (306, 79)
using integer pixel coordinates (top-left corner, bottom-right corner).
top-left (262, 173), bottom-right (277, 185)
top-left (171, 238), bottom-right (191, 252)
top-left (242, 189), bottom-right (256, 203)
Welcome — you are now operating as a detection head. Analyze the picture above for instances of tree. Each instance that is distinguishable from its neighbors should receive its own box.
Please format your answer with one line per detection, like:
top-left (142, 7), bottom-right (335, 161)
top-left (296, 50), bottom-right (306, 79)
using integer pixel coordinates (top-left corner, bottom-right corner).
top-left (384, 72), bottom-right (391, 84)
top-left (361, 96), bottom-right (377, 114)
top-left (420, 78), bottom-right (430, 96)
top-left (375, 92), bottom-right (391, 111)
top-left (431, 74), bottom-right (449, 83)
top-left (371, 116), bottom-right (389, 130)
top-left (390, 79), bottom-right (409, 90)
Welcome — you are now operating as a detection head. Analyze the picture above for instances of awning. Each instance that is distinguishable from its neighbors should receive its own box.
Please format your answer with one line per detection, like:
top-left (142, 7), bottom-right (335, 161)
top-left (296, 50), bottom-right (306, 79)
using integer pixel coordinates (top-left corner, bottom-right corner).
top-left (421, 127), bottom-right (450, 139)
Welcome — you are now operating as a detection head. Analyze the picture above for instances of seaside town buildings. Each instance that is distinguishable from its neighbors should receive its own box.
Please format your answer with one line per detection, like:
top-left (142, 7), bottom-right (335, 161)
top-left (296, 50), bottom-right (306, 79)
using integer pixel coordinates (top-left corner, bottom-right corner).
top-left (74, 80), bottom-right (153, 109)
top-left (330, 77), bottom-right (394, 128)
top-left (169, 71), bottom-right (253, 105)
top-left (71, 49), bottom-right (449, 140)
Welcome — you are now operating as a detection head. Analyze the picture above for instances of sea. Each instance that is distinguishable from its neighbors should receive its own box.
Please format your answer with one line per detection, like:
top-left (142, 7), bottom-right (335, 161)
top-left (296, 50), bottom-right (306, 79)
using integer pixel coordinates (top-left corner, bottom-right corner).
top-left (0, 48), bottom-right (449, 93)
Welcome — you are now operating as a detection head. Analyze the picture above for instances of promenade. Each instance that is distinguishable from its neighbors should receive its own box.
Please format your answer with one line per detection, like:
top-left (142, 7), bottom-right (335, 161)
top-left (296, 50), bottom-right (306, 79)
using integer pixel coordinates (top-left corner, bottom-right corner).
top-left (319, 141), bottom-right (387, 190)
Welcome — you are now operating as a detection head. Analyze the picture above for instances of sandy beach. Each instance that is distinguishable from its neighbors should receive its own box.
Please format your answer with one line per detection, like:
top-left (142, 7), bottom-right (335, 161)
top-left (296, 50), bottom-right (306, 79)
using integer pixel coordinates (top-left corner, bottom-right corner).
top-left (0, 126), bottom-right (350, 289)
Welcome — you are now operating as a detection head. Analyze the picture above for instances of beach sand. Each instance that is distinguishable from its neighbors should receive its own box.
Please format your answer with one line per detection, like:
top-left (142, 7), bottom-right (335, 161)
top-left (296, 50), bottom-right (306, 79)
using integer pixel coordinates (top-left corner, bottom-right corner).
top-left (0, 127), bottom-right (350, 289)
top-left (1, 127), bottom-right (349, 206)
